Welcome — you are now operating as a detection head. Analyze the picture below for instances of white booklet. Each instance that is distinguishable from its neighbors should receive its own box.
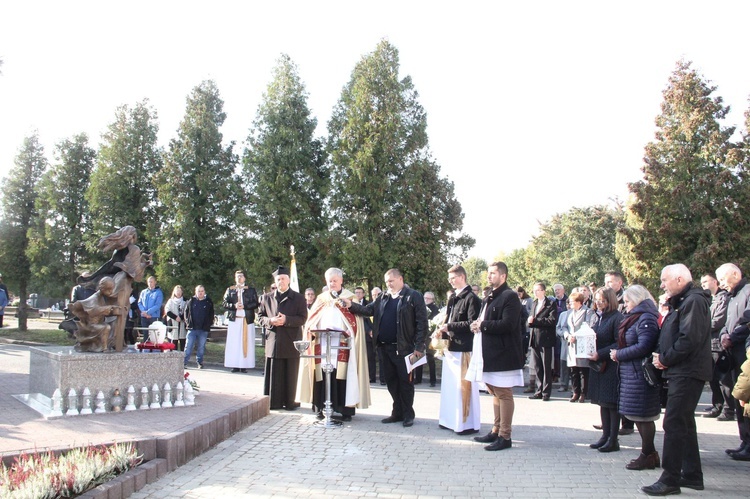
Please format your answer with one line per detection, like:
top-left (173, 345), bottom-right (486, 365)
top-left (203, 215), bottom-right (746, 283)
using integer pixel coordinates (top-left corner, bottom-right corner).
top-left (405, 353), bottom-right (428, 373)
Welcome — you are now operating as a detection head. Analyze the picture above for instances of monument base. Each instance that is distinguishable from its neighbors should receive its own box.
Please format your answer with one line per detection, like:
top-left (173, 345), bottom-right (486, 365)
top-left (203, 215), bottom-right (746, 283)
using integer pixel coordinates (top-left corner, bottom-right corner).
top-left (19, 346), bottom-right (186, 418)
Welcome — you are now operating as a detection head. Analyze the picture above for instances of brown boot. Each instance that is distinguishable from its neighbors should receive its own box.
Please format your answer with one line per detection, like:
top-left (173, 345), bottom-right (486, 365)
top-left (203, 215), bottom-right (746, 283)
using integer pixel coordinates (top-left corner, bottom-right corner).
top-left (625, 451), bottom-right (660, 470)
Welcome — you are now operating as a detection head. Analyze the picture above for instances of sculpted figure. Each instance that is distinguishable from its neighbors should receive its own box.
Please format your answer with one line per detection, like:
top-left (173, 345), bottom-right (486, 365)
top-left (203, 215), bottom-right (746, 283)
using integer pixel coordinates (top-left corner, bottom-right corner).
top-left (69, 277), bottom-right (127, 352)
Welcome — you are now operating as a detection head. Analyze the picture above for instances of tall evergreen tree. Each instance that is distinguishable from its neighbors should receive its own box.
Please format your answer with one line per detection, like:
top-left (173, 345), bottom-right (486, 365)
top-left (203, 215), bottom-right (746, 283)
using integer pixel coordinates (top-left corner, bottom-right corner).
top-left (241, 54), bottom-right (329, 288)
top-left (86, 99), bottom-right (162, 257)
top-left (155, 80), bottom-right (239, 300)
top-left (618, 60), bottom-right (741, 283)
top-left (327, 40), bottom-right (473, 292)
top-left (28, 133), bottom-right (95, 298)
top-left (0, 133), bottom-right (48, 330)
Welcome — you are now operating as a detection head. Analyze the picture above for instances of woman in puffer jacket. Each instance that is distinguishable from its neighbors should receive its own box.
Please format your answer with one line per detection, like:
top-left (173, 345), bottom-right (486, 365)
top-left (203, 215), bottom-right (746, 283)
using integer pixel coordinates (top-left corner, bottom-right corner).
top-left (610, 285), bottom-right (661, 469)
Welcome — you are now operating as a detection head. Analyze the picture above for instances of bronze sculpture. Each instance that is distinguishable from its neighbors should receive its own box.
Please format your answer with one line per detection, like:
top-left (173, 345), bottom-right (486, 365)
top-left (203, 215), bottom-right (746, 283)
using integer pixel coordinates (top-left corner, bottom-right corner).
top-left (70, 226), bottom-right (151, 352)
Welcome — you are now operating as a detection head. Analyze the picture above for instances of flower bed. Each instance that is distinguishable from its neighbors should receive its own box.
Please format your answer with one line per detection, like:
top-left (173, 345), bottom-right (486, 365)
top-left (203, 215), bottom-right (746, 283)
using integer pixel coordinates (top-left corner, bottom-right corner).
top-left (0, 442), bottom-right (141, 498)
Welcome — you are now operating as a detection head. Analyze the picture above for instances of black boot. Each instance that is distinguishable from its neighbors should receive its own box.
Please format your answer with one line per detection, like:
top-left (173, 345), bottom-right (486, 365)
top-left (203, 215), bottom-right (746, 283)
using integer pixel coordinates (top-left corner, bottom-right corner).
top-left (589, 435), bottom-right (608, 449)
top-left (598, 437), bottom-right (620, 453)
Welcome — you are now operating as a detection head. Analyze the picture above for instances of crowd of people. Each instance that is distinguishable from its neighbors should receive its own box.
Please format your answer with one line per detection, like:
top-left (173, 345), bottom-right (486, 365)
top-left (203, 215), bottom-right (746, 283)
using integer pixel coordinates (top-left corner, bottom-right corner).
top-left (6, 256), bottom-right (750, 496)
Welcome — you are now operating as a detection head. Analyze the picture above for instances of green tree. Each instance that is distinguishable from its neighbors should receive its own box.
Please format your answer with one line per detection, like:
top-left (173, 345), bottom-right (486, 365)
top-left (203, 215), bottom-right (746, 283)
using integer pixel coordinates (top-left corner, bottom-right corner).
top-left (618, 60), bottom-right (741, 283)
top-left (28, 133), bottom-right (95, 298)
top-left (327, 40), bottom-right (473, 293)
top-left (513, 205), bottom-right (624, 291)
top-left (462, 256), bottom-right (488, 289)
top-left (86, 100), bottom-right (162, 257)
top-left (154, 80), bottom-right (239, 301)
top-left (0, 133), bottom-right (48, 330)
top-left (241, 54), bottom-right (329, 289)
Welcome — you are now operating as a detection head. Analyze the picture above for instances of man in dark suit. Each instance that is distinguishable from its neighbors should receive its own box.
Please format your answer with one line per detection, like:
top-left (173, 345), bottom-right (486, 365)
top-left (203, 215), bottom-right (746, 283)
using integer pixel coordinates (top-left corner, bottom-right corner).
top-left (528, 282), bottom-right (558, 401)
top-left (258, 266), bottom-right (308, 410)
top-left (470, 261), bottom-right (525, 451)
top-left (347, 268), bottom-right (428, 427)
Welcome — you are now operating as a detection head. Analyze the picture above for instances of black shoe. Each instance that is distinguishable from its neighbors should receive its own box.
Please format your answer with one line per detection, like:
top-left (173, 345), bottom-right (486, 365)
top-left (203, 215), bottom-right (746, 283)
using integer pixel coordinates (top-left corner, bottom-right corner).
top-left (598, 439), bottom-right (620, 453)
top-left (240, 368), bottom-right (247, 373)
top-left (333, 414), bottom-right (352, 422)
top-left (474, 431), bottom-right (498, 443)
top-left (618, 428), bottom-right (634, 436)
top-left (484, 436), bottom-right (512, 451)
top-left (717, 412), bottom-right (736, 422)
top-left (402, 418), bottom-right (414, 427)
top-left (592, 424), bottom-right (603, 430)
top-left (456, 429), bottom-right (479, 436)
top-left (703, 407), bottom-right (721, 418)
top-left (370, 379), bottom-right (376, 383)
top-left (381, 416), bottom-right (403, 424)
top-left (703, 405), bottom-right (716, 411)
top-left (725, 442), bottom-right (747, 455)
top-left (316, 412), bottom-right (324, 420)
top-left (380, 381), bottom-right (386, 385)
top-left (641, 482), bottom-right (680, 496)
top-left (542, 395), bottom-right (550, 401)
top-left (730, 448), bottom-right (750, 461)
top-left (231, 368), bottom-right (240, 373)
top-left (589, 436), bottom-right (608, 449)
top-left (528, 393), bottom-right (543, 399)
top-left (678, 478), bottom-right (704, 490)
top-left (429, 383), bottom-right (436, 387)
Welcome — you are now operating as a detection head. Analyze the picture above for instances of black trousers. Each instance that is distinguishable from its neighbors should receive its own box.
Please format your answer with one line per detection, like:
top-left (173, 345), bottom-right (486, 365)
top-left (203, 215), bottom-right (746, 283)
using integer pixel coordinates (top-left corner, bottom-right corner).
top-left (721, 352), bottom-right (750, 444)
top-left (570, 366), bottom-right (590, 397)
top-left (264, 357), bottom-right (301, 410)
top-left (659, 376), bottom-right (705, 486)
top-left (531, 343), bottom-right (553, 396)
top-left (366, 336), bottom-right (376, 382)
top-left (380, 344), bottom-right (415, 421)
top-left (414, 350), bottom-right (436, 385)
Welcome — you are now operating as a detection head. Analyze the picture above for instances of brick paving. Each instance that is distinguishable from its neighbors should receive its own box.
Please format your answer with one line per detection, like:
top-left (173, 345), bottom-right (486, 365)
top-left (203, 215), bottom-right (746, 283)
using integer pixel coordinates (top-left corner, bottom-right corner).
top-left (1, 330), bottom-right (749, 497)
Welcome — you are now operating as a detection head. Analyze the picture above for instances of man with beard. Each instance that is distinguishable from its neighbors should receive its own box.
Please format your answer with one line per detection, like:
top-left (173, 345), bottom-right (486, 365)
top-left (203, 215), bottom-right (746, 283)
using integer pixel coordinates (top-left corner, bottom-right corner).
top-left (297, 268), bottom-right (370, 421)
top-left (258, 266), bottom-right (308, 410)
top-left (469, 262), bottom-right (525, 451)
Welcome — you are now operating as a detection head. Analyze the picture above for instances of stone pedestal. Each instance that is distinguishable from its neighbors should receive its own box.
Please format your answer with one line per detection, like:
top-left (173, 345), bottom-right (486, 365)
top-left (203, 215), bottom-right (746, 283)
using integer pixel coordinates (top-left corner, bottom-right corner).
top-left (16, 346), bottom-right (184, 418)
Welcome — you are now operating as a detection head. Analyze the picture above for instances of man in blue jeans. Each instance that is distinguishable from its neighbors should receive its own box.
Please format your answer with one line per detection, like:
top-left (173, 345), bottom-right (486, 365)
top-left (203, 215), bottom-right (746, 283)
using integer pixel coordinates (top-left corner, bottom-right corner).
top-left (184, 285), bottom-right (214, 369)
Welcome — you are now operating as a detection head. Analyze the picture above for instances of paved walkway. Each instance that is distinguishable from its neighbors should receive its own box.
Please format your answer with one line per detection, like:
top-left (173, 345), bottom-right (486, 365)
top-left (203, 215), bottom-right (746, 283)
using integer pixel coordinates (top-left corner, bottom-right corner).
top-left (1, 332), bottom-right (748, 497)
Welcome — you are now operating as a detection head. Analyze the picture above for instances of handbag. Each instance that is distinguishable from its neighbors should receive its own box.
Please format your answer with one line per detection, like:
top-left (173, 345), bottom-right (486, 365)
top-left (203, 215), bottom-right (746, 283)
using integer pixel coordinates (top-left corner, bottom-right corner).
top-left (642, 356), bottom-right (663, 388)
top-left (715, 349), bottom-right (735, 374)
top-left (589, 358), bottom-right (607, 373)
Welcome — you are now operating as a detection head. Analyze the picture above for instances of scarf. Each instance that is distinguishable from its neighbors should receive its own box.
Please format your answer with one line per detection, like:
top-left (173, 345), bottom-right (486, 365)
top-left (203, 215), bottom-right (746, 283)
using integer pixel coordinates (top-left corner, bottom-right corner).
top-left (617, 312), bottom-right (643, 349)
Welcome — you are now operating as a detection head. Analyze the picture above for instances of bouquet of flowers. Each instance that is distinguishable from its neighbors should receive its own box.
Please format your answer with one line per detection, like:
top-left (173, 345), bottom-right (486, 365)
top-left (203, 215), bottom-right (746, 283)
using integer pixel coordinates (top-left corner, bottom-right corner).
top-left (184, 371), bottom-right (200, 392)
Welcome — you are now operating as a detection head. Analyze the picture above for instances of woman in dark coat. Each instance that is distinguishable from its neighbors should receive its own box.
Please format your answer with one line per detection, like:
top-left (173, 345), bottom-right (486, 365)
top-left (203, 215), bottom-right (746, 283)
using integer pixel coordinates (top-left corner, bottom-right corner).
top-left (588, 287), bottom-right (624, 452)
top-left (610, 285), bottom-right (661, 470)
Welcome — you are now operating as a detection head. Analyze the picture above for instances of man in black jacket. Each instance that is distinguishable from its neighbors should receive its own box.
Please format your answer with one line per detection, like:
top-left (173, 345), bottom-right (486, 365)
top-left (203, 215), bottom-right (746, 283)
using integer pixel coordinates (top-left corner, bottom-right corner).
top-left (470, 261), bottom-right (525, 451)
top-left (643, 264), bottom-right (711, 496)
top-left (528, 282), bottom-right (558, 401)
top-left (436, 264), bottom-right (482, 434)
top-left (347, 268), bottom-right (428, 427)
top-left (183, 285), bottom-right (215, 369)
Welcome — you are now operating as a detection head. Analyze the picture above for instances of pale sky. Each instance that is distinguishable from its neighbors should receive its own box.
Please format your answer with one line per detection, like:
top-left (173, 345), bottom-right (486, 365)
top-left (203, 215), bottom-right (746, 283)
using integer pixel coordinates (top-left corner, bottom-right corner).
top-left (2, 1), bottom-right (749, 262)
